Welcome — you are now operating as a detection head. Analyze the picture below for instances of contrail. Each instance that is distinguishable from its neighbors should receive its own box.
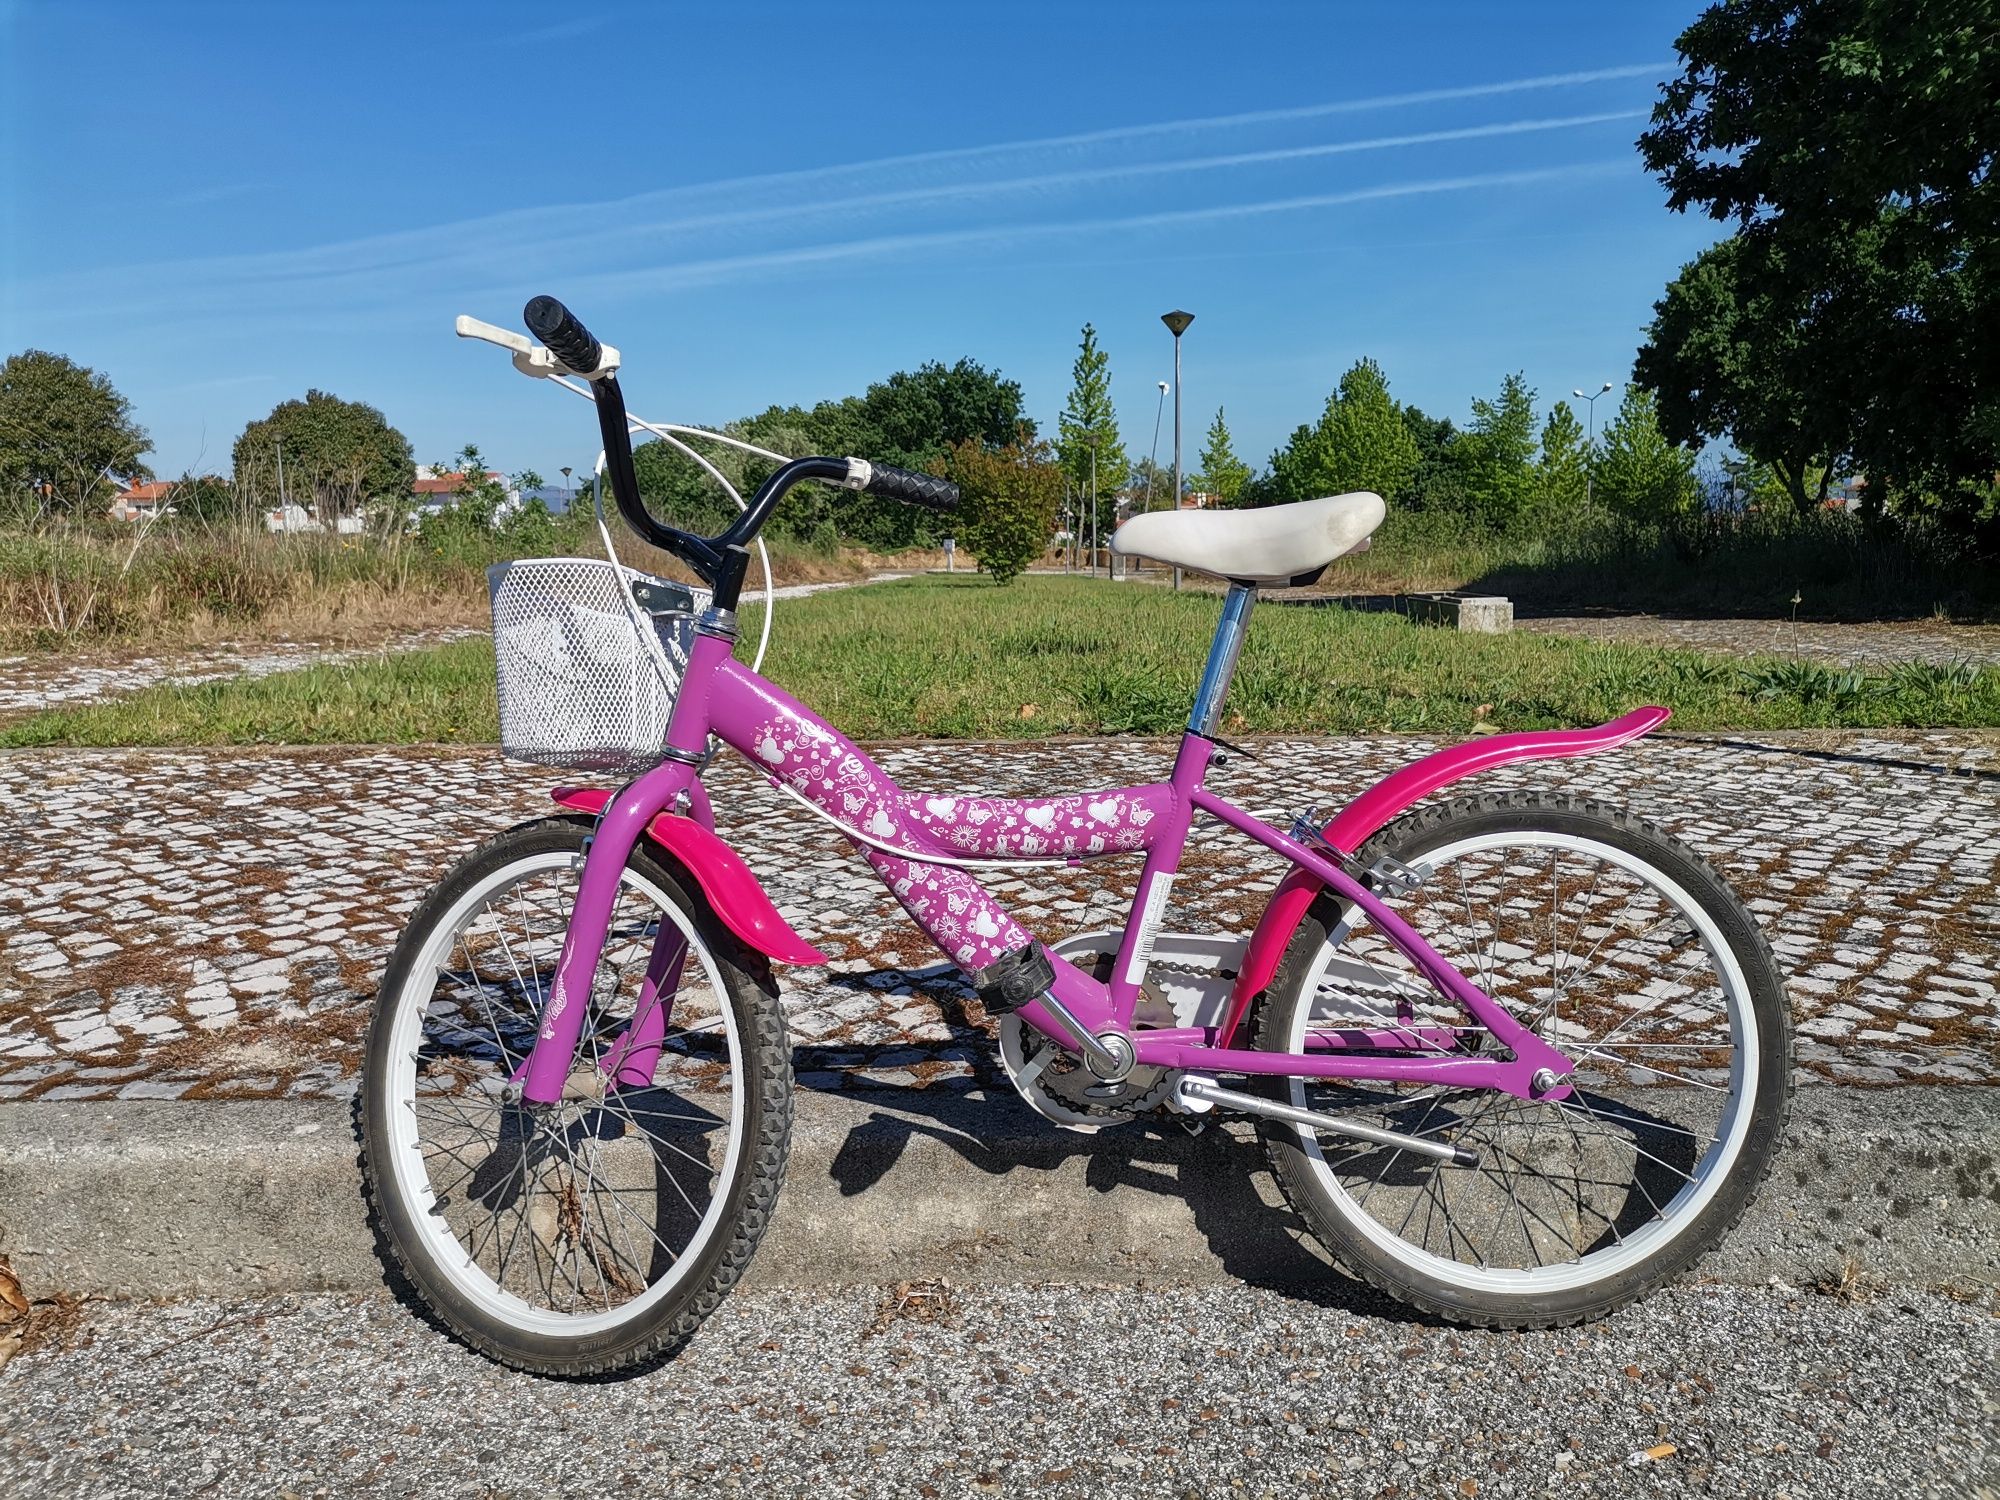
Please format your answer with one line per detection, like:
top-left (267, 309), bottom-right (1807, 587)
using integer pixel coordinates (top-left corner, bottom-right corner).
top-left (23, 64), bottom-right (1663, 308)
top-left (563, 110), bottom-right (1647, 262)
top-left (564, 162), bottom-right (1631, 300)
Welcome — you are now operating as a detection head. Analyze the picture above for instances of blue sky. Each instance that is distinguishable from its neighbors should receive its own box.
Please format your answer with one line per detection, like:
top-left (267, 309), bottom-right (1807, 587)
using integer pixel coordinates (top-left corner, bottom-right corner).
top-left (2, 1), bottom-right (1720, 482)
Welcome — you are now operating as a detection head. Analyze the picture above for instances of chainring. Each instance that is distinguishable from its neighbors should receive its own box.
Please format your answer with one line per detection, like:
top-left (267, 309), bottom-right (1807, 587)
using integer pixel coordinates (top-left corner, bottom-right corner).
top-left (996, 1013), bottom-right (1174, 1132)
top-left (995, 949), bottom-right (1208, 1133)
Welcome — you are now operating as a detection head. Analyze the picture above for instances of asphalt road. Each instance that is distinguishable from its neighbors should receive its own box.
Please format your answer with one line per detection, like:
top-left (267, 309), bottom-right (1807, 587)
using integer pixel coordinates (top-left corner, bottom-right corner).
top-left (2, 1280), bottom-right (1994, 1499)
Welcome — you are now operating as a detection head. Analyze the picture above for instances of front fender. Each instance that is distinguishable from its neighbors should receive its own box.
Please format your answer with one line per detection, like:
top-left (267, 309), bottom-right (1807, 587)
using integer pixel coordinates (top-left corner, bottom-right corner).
top-left (550, 787), bottom-right (828, 966)
top-left (1222, 706), bottom-right (1670, 1043)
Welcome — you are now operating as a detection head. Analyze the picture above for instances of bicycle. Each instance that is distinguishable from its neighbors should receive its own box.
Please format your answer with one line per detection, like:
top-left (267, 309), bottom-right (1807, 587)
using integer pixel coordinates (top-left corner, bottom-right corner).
top-left (359, 297), bottom-right (1794, 1376)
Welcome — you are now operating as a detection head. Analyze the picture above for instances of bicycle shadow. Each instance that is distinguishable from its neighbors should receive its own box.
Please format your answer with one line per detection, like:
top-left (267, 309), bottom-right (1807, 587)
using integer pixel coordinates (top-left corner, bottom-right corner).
top-left (791, 1052), bottom-right (1409, 1320)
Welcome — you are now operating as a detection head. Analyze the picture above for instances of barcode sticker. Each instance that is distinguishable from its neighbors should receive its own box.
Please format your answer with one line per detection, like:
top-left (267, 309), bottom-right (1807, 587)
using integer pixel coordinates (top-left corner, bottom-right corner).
top-left (1124, 873), bottom-right (1177, 985)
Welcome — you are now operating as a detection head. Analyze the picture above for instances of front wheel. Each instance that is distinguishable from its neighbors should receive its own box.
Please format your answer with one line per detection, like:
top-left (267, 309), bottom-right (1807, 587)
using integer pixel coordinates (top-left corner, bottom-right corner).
top-left (360, 817), bottom-right (793, 1376)
top-left (1254, 791), bottom-right (1792, 1328)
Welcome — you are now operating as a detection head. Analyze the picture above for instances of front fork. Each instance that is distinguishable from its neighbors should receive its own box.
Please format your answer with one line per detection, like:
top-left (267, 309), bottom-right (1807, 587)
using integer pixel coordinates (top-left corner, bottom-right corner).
top-left (518, 757), bottom-right (709, 1105)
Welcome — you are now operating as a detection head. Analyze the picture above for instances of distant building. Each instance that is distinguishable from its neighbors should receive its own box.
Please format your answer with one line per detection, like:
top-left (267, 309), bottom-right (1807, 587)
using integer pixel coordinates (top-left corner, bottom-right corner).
top-left (410, 465), bottom-right (522, 528)
top-left (1181, 491), bottom-right (1217, 510)
top-left (107, 480), bottom-right (177, 522)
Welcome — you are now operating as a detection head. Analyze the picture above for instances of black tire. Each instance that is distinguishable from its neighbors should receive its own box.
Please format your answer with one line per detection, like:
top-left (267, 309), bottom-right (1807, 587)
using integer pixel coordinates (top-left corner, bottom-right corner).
top-left (1253, 790), bottom-right (1793, 1328)
top-left (360, 817), bottom-right (792, 1376)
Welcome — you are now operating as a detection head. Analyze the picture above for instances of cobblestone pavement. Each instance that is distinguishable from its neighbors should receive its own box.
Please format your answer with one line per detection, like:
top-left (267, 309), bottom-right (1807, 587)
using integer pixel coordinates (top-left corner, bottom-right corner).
top-left (1511, 612), bottom-right (2000, 668)
top-left (0, 631), bottom-right (482, 720)
top-left (1, 731), bottom-right (1994, 1102)
top-left (4, 1282), bottom-right (1995, 1499)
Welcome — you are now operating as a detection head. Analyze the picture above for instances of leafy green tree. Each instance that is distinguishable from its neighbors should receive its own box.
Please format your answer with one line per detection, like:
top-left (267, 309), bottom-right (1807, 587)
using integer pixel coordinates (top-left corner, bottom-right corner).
top-left (1534, 401), bottom-right (1591, 519)
top-left (232, 389), bottom-right (413, 524)
top-left (1638, 0), bottom-right (2000, 541)
top-left (1397, 403), bottom-right (1463, 510)
top-left (1452, 372), bottom-right (1539, 526)
top-left (860, 359), bottom-right (1029, 466)
top-left (1194, 407), bottom-right (1252, 507)
top-left (634, 360), bottom-right (1030, 553)
top-left (850, 360), bottom-right (1029, 548)
top-left (1056, 324), bottom-right (1129, 545)
top-left (1594, 388), bottom-right (1698, 521)
top-left (1637, 237), bottom-right (1847, 515)
top-left (942, 431), bottom-right (1062, 584)
top-left (1268, 358), bottom-right (1420, 504)
top-left (0, 350), bottom-right (151, 517)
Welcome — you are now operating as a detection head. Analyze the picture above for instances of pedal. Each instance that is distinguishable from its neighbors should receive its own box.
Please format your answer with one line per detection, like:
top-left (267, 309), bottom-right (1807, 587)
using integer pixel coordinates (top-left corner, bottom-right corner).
top-left (969, 943), bottom-right (1056, 1015)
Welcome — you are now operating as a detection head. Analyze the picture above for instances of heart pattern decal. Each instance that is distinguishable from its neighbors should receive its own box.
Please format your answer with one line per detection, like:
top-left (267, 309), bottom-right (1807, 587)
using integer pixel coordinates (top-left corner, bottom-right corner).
top-left (739, 707), bottom-right (1175, 969)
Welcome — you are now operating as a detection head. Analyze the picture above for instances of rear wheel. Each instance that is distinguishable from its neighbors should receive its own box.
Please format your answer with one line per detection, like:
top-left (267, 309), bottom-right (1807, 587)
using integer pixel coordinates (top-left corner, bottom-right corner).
top-left (1254, 791), bottom-right (1792, 1327)
top-left (360, 818), bottom-right (792, 1376)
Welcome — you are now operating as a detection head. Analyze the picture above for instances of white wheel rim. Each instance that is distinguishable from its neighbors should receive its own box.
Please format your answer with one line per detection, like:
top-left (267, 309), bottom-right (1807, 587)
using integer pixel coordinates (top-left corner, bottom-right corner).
top-left (379, 850), bottom-right (747, 1336)
top-left (1285, 830), bottom-right (1760, 1295)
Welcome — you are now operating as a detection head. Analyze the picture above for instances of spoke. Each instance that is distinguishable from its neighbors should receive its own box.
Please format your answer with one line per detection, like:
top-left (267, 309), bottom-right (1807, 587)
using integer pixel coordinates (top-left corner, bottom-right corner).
top-left (1566, 1050), bottom-right (1731, 1092)
top-left (493, 1144), bottom-right (538, 1296)
top-left (1452, 860), bottom-right (1497, 1001)
top-left (1555, 1095), bottom-right (1701, 1191)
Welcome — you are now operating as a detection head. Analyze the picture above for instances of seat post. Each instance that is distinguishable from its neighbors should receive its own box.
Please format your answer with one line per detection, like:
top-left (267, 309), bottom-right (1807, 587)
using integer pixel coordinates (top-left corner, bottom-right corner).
top-left (1188, 583), bottom-right (1256, 737)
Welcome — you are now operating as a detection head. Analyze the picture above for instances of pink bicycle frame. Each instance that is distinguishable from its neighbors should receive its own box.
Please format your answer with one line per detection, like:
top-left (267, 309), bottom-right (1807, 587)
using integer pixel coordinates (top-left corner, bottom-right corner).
top-left (516, 589), bottom-right (1669, 1110)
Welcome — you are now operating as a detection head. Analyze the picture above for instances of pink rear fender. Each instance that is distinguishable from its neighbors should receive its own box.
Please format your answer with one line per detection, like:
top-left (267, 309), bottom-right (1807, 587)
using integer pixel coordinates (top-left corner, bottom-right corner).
top-left (549, 788), bottom-right (828, 967)
top-left (1220, 706), bottom-right (1671, 1045)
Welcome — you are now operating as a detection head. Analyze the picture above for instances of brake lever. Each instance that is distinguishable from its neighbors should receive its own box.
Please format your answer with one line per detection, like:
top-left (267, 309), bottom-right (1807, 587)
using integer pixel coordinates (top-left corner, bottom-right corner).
top-left (453, 315), bottom-right (620, 381)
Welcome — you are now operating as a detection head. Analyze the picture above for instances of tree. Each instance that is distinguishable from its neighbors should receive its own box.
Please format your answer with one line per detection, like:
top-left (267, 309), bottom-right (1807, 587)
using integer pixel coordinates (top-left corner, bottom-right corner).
top-left (1452, 372), bottom-right (1539, 526)
top-left (1636, 237), bottom-right (1848, 515)
top-left (1594, 388), bottom-right (1699, 521)
top-left (1637, 0), bottom-right (2000, 541)
top-left (1268, 358), bottom-right (1420, 504)
top-left (860, 359), bottom-right (1029, 466)
top-left (1533, 401), bottom-right (1591, 519)
top-left (1397, 403), bottom-right (1463, 511)
top-left (1056, 324), bottom-right (1130, 546)
top-left (850, 359), bottom-right (1029, 549)
top-left (232, 389), bottom-right (414, 524)
top-left (1194, 407), bottom-right (1252, 507)
top-left (0, 350), bottom-right (151, 517)
top-left (941, 431), bottom-right (1063, 584)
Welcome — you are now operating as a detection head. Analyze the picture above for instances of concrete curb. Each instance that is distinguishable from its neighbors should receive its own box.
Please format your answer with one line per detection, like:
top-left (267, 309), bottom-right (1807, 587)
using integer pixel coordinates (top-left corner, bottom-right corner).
top-left (4, 1086), bottom-right (1996, 1300)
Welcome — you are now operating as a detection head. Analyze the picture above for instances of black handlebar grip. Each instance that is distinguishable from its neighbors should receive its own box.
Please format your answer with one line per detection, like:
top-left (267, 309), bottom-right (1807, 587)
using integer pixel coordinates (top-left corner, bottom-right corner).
top-left (523, 295), bottom-right (605, 377)
top-left (863, 462), bottom-right (959, 514)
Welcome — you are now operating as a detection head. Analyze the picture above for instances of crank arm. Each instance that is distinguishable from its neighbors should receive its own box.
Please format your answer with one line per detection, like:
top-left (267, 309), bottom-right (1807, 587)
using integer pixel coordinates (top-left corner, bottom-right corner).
top-left (1172, 1075), bottom-right (1478, 1167)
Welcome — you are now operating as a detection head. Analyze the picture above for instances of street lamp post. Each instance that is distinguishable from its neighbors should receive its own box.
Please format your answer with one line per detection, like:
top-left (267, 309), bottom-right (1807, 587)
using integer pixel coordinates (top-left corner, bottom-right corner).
top-left (1161, 310), bottom-right (1194, 591)
top-left (560, 466), bottom-right (573, 509)
top-left (1571, 380), bottom-right (1614, 514)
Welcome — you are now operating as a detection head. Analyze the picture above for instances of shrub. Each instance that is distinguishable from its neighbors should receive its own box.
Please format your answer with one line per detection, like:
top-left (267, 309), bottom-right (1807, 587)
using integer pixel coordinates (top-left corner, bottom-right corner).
top-left (940, 433), bottom-right (1062, 585)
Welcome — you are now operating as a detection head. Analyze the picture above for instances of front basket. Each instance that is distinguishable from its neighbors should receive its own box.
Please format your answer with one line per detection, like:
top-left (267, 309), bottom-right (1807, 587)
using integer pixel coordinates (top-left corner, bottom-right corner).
top-left (487, 557), bottom-right (708, 776)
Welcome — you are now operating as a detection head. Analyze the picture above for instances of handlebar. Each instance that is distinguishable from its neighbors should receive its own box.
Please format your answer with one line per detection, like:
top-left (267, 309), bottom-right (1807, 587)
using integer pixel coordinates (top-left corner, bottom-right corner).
top-left (523, 295), bottom-right (607, 379)
top-left (854, 461), bottom-right (959, 515)
top-left (511, 295), bottom-right (958, 611)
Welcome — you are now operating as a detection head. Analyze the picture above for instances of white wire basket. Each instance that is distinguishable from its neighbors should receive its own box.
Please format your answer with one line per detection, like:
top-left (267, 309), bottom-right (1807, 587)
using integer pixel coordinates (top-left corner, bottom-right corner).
top-left (487, 558), bottom-right (708, 775)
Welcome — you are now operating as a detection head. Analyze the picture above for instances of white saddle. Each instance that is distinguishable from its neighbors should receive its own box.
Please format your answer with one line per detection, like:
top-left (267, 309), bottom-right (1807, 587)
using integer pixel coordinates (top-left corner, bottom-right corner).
top-left (1109, 492), bottom-right (1385, 585)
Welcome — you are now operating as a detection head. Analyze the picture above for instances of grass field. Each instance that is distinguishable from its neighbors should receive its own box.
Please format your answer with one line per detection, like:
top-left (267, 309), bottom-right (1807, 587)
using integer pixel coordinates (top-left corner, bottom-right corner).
top-left (5, 574), bottom-right (1995, 749)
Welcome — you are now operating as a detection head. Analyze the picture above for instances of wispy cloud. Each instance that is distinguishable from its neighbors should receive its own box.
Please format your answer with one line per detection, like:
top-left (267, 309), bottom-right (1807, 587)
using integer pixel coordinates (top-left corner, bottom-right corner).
top-left (164, 181), bottom-right (266, 210)
top-left (565, 162), bottom-right (1631, 300)
top-left (485, 14), bottom-right (616, 48)
top-left (24, 63), bottom-right (1660, 328)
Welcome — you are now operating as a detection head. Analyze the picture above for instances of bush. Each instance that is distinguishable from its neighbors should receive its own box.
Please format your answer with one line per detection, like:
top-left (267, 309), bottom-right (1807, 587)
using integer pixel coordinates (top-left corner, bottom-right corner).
top-left (940, 434), bottom-right (1062, 584)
